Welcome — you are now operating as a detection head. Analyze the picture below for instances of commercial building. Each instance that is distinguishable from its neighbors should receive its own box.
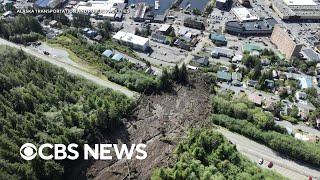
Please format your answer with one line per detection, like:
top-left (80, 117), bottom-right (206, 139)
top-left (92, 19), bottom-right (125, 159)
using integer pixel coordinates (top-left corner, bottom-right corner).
top-left (270, 24), bottom-right (303, 59)
top-left (133, 3), bottom-right (148, 22)
top-left (158, 24), bottom-right (173, 35)
top-left (113, 31), bottom-right (150, 52)
top-left (272, 0), bottom-right (320, 21)
top-left (225, 18), bottom-right (277, 36)
top-left (231, 7), bottom-right (258, 22)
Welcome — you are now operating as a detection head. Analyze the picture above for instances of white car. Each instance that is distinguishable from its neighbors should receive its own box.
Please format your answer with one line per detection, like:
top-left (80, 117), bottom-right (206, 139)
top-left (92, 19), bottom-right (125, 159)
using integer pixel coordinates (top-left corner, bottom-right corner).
top-left (259, 158), bottom-right (264, 165)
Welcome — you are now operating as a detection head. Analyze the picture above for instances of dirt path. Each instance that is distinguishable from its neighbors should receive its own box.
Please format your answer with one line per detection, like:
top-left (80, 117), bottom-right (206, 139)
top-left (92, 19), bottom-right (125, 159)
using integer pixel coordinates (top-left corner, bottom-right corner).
top-left (86, 75), bottom-right (211, 180)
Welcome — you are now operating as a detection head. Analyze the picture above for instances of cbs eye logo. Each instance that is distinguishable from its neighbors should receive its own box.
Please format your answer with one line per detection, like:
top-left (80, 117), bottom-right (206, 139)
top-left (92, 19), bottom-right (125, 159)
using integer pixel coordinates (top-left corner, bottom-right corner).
top-left (20, 143), bottom-right (37, 160)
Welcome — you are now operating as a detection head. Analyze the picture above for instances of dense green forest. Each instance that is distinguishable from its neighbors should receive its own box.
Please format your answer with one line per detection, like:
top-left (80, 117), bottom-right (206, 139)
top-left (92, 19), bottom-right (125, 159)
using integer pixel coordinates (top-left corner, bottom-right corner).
top-left (0, 47), bottom-right (133, 179)
top-left (211, 95), bottom-right (320, 167)
top-left (0, 15), bottom-right (43, 44)
top-left (152, 129), bottom-right (285, 179)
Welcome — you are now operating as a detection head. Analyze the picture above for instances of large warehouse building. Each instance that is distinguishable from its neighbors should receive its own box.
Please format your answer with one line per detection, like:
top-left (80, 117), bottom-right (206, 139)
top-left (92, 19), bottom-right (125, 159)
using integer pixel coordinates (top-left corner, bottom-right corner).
top-left (270, 24), bottom-right (303, 59)
top-left (113, 31), bottom-right (150, 52)
top-left (272, 0), bottom-right (320, 20)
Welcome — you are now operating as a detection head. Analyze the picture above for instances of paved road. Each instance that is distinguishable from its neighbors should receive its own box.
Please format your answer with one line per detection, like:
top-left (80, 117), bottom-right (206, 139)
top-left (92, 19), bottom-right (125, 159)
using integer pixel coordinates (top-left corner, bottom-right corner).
top-left (0, 38), bottom-right (139, 98)
top-left (217, 128), bottom-right (320, 180)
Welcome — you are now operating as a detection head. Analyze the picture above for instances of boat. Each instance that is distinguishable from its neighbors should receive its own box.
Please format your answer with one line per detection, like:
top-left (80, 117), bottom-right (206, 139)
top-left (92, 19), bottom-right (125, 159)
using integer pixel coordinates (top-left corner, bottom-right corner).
top-left (155, 0), bottom-right (159, 10)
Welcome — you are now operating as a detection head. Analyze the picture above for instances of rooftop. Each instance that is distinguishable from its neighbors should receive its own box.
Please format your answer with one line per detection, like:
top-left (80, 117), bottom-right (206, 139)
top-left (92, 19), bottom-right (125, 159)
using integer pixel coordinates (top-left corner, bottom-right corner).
top-left (272, 0), bottom-right (320, 19)
top-left (225, 18), bottom-right (278, 35)
top-left (302, 48), bottom-right (320, 62)
top-left (102, 49), bottom-right (113, 57)
top-left (243, 43), bottom-right (262, 52)
top-left (158, 24), bottom-right (171, 32)
top-left (212, 47), bottom-right (234, 56)
top-left (210, 33), bottom-right (227, 42)
top-left (232, 7), bottom-right (258, 22)
top-left (113, 31), bottom-right (149, 46)
top-left (217, 71), bottom-right (232, 81)
top-left (112, 53), bottom-right (124, 61)
top-left (248, 93), bottom-right (263, 105)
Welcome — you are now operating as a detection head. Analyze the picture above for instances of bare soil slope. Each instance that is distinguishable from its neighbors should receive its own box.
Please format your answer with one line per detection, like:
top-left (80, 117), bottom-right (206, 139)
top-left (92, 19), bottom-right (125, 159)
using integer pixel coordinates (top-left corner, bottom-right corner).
top-left (87, 75), bottom-right (211, 179)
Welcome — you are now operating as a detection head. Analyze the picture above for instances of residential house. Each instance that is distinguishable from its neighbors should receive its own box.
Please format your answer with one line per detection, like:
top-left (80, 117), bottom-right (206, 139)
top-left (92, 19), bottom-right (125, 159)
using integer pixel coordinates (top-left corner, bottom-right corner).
top-left (211, 47), bottom-right (234, 58)
top-left (112, 53), bottom-right (124, 61)
top-left (299, 77), bottom-right (313, 89)
top-left (151, 32), bottom-right (169, 44)
top-left (183, 17), bottom-right (205, 30)
top-left (174, 39), bottom-right (191, 51)
top-left (248, 93), bottom-right (263, 106)
top-left (102, 49), bottom-right (113, 58)
top-left (193, 56), bottom-right (209, 66)
top-left (295, 91), bottom-right (307, 101)
top-left (217, 71), bottom-right (232, 81)
top-left (248, 80), bottom-right (258, 87)
top-left (296, 102), bottom-right (315, 120)
top-left (232, 55), bottom-right (243, 63)
top-left (264, 79), bottom-right (275, 89)
top-left (210, 33), bottom-right (227, 46)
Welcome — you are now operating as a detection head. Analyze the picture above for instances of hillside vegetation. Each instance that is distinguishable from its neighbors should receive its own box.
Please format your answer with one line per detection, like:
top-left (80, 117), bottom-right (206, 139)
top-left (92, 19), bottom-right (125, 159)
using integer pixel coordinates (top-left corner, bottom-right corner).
top-left (211, 95), bottom-right (320, 167)
top-left (152, 129), bottom-right (286, 180)
top-left (0, 47), bottom-right (133, 179)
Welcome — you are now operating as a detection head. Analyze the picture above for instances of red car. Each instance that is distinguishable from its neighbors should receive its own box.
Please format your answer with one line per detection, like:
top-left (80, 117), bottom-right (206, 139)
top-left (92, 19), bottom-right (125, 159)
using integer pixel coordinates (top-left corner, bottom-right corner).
top-left (267, 161), bottom-right (273, 168)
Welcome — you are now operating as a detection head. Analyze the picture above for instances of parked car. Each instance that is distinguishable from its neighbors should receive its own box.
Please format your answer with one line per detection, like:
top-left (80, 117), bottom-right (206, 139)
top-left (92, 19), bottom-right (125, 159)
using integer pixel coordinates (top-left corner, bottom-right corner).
top-left (43, 51), bottom-right (50, 55)
top-left (267, 161), bottom-right (273, 168)
top-left (258, 158), bottom-right (264, 165)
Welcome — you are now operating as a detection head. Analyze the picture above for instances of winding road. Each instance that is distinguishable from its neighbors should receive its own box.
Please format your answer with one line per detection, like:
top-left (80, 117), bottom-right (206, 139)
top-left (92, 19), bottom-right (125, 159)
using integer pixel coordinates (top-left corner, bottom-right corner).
top-left (217, 128), bottom-right (320, 180)
top-left (0, 38), bottom-right (139, 98)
